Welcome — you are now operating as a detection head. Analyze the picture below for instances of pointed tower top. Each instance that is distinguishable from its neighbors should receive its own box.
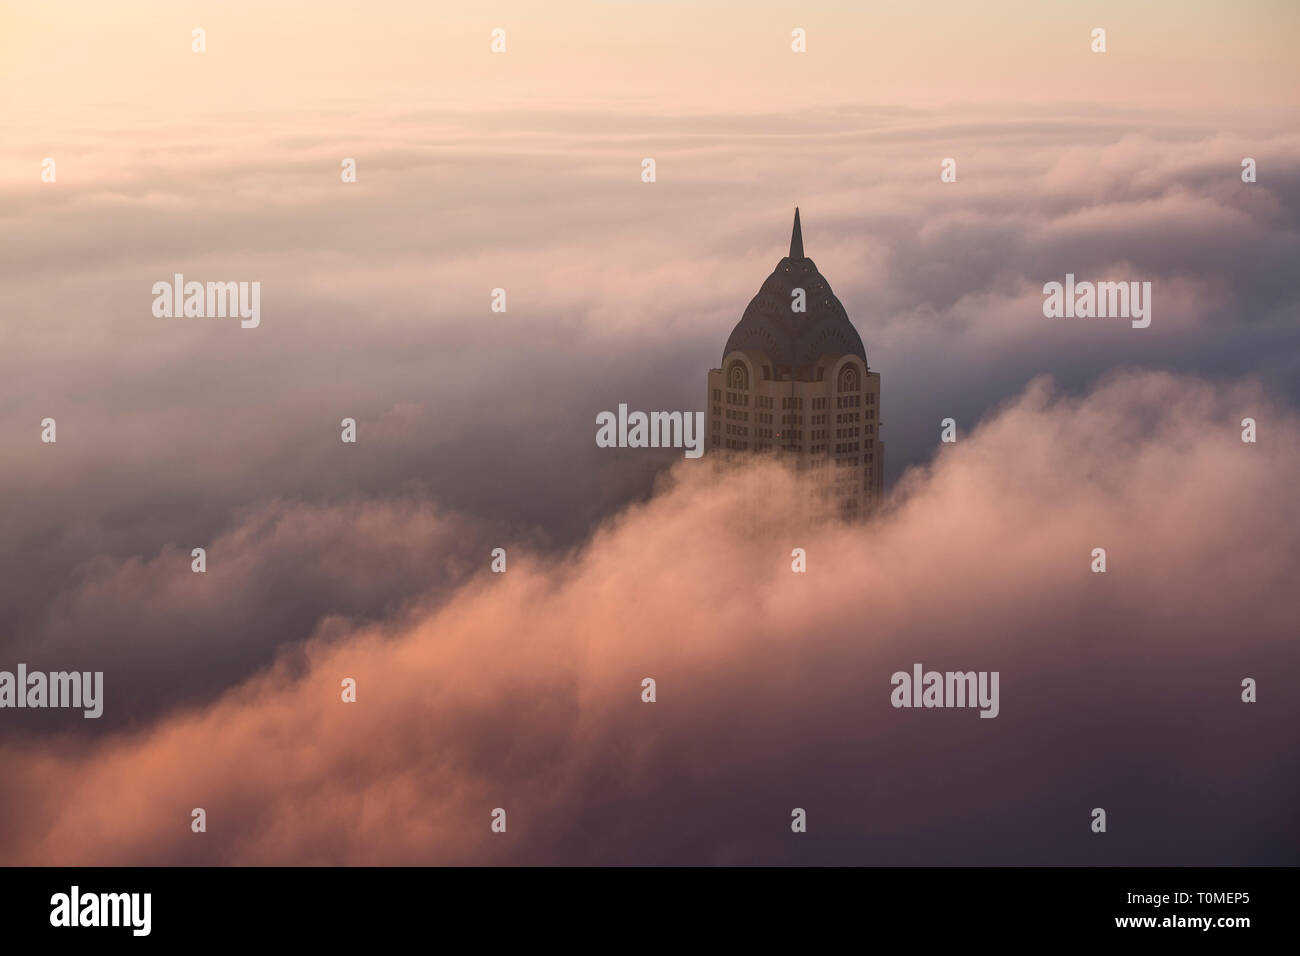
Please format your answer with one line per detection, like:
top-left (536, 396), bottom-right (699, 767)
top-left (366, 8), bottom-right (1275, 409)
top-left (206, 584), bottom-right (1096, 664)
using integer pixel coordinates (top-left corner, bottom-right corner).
top-left (789, 207), bottom-right (804, 259)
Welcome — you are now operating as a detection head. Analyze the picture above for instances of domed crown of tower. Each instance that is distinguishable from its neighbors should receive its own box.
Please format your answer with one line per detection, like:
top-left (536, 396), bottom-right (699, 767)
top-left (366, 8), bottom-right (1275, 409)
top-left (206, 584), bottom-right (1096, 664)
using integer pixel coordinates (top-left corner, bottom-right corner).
top-left (722, 208), bottom-right (867, 370)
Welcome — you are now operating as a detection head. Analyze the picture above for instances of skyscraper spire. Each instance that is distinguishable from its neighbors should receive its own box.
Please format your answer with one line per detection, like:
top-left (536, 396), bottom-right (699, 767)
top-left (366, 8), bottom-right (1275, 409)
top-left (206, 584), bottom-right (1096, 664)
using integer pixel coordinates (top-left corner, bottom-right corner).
top-left (708, 206), bottom-right (883, 519)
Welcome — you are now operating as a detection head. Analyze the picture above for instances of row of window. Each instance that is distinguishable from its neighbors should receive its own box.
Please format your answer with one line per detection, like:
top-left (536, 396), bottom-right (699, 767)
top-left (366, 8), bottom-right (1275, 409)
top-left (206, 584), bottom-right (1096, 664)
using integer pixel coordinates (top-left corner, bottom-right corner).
top-left (713, 422), bottom-right (877, 449)
top-left (718, 386), bottom-right (877, 409)
top-left (719, 373), bottom-right (877, 398)
top-left (839, 410), bottom-right (880, 424)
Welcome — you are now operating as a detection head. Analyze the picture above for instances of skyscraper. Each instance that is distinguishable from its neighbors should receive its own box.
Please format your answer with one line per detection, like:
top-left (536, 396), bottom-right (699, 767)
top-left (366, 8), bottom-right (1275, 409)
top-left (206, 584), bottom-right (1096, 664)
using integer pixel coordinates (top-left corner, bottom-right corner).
top-left (707, 209), bottom-right (883, 520)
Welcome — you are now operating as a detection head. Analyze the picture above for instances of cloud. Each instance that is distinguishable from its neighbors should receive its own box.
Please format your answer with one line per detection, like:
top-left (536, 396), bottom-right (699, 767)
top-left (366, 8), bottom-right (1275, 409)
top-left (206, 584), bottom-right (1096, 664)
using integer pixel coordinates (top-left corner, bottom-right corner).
top-left (2, 107), bottom-right (1297, 624)
top-left (3, 370), bottom-right (1296, 865)
top-left (1, 106), bottom-right (1297, 864)
top-left (5, 497), bottom-right (497, 733)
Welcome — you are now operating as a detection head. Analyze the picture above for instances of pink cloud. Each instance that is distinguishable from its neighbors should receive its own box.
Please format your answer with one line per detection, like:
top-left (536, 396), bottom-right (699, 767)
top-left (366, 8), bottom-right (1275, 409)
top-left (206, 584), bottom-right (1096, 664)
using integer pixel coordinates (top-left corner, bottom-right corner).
top-left (3, 370), bottom-right (1295, 865)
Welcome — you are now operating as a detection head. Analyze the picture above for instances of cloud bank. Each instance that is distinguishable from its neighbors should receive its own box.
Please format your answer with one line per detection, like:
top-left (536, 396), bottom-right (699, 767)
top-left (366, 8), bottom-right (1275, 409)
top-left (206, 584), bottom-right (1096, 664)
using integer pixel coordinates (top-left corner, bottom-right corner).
top-left (3, 107), bottom-right (1298, 687)
top-left (3, 370), bottom-right (1296, 865)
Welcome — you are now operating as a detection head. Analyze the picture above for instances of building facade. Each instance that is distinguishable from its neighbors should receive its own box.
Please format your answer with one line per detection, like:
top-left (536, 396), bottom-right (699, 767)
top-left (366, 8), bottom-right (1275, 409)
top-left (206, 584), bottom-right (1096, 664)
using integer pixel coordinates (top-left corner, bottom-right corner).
top-left (707, 209), bottom-right (883, 520)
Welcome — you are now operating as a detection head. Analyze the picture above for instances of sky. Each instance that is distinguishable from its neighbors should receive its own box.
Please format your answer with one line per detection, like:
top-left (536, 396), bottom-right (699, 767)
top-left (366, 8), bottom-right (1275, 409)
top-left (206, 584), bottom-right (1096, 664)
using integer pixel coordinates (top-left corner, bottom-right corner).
top-left (3, 1), bottom-right (1297, 116)
top-left (0, 0), bottom-right (1296, 864)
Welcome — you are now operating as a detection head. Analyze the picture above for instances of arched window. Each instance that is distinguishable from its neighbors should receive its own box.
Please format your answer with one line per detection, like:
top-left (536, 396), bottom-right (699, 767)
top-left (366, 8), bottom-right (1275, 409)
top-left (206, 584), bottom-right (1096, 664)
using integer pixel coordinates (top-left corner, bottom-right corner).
top-left (728, 362), bottom-right (749, 390)
top-left (837, 365), bottom-right (859, 392)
